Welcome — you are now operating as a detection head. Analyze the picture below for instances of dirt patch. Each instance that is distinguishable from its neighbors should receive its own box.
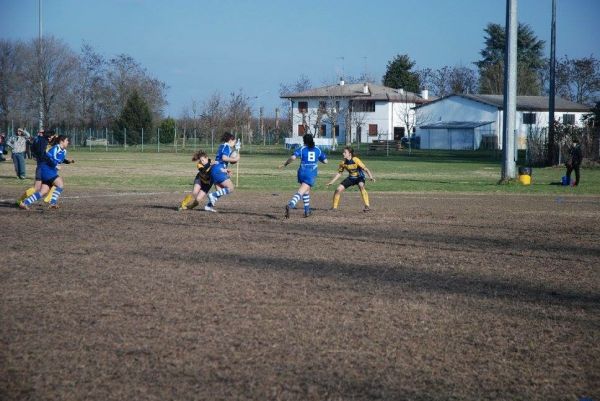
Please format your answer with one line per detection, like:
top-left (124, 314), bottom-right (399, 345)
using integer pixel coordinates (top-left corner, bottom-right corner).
top-left (1, 190), bottom-right (599, 400)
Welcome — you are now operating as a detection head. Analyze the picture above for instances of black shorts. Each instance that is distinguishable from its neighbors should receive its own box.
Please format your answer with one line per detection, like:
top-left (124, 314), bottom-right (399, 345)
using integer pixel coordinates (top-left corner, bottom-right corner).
top-left (341, 176), bottom-right (365, 189)
top-left (194, 175), bottom-right (212, 193)
top-left (42, 176), bottom-right (58, 187)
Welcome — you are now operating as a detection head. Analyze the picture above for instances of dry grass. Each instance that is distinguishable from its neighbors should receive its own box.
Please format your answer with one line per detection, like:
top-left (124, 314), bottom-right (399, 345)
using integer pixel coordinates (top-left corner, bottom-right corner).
top-left (1, 190), bottom-right (599, 400)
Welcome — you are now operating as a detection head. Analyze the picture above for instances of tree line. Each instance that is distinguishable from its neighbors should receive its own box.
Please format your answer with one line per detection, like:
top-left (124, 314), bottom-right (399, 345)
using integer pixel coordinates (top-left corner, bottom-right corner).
top-left (381, 23), bottom-right (600, 105)
top-left (0, 37), bottom-right (167, 135)
top-left (2, 23), bottom-right (598, 146)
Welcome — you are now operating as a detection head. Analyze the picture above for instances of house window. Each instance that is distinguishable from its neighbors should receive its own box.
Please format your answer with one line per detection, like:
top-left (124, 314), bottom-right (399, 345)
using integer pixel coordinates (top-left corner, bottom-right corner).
top-left (318, 101), bottom-right (326, 112)
top-left (298, 125), bottom-right (305, 135)
top-left (320, 124), bottom-right (327, 136)
top-left (353, 100), bottom-right (376, 112)
top-left (298, 101), bottom-right (308, 113)
top-left (335, 101), bottom-right (340, 111)
top-left (563, 114), bottom-right (575, 125)
top-left (334, 125), bottom-right (340, 137)
top-left (368, 124), bottom-right (378, 136)
top-left (523, 112), bottom-right (536, 125)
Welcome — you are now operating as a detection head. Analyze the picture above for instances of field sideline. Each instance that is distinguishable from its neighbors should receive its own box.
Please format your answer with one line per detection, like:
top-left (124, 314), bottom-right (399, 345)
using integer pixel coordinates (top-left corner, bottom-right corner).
top-left (1, 149), bottom-right (599, 400)
top-left (1, 148), bottom-right (599, 196)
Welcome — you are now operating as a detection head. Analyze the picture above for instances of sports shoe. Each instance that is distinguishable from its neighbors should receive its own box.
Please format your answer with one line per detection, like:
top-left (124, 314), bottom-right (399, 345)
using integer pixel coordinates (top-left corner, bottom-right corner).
top-left (363, 206), bottom-right (371, 212)
top-left (204, 205), bottom-right (217, 213)
top-left (330, 208), bottom-right (338, 212)
top-left (48, 204), bottom-right (59, 210)
top-left (177, 206), bottom-right (186, 211)
top-left (18, 202), bottom-right (29, 210)
top-left (304, 208), bottom-right (312, 218)
top-left (284, 204), bottom-right (290, 219)
top-left (207, 193), bottom-right (217, 206)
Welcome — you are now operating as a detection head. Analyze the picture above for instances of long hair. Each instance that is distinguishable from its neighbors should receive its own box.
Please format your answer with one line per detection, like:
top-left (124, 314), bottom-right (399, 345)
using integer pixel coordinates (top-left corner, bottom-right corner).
top-left (51, 135), bottom-right (69, 146)
top-left (344, 146), bottom-right (356, 158)
top-left (303, 133), bottom-right (315, 148)
top-left (192, 150), bottom-right (208, 161)
top-left (221, 132), bottom-right (235, 143)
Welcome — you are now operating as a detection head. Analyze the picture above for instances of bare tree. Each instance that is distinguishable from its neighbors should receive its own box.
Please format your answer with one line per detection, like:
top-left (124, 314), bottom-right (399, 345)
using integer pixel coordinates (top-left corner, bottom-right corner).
top-left (348, 101), bottom-right (368, 146)
top-left (225, 90), bottom-right (251, 142)
top-left (394, 91), bottom-right (433, 145)
top-left (106, 54), bottom-right (167, 124)
top-left (201, 92), bottom-right (225, 141)
top-left (74, 43), bottom-right (108, 129)
top-left (25, 36), bottom-right (79, 129)
top-left (0, 39), bottom-right (28, 131)
top-left (280, 75), bottom-right (312, 134)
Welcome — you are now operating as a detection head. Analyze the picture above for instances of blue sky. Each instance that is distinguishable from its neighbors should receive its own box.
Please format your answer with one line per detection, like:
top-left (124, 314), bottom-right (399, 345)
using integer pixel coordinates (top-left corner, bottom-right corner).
top-left (1, 0), bottom-right (599, 117)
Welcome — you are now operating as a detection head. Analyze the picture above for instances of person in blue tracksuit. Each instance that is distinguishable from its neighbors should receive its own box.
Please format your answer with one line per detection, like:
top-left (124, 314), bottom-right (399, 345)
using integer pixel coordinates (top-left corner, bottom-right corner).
top-left (279, 134), bottom-right (328, 218)
top-left (19, 135), bottom-right (74, 210)
top-left (17, 129), bottom-right (58, 205)
top-left (205, 132), bottom-right (240, 212)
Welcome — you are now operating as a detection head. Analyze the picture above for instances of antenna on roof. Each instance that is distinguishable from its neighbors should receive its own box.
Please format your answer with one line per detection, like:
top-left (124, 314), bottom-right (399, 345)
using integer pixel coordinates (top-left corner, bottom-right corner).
top-left (335, 56), bottom-right (345, 84)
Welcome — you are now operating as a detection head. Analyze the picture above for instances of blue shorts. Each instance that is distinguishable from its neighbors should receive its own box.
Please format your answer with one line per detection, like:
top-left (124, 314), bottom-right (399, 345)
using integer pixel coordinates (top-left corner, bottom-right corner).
top-left (297, 169), bottom-right (317, 187)
top-left (35, 164), bottom-right (42, 180)
top-left (210, 164), bottom-right (230, 185)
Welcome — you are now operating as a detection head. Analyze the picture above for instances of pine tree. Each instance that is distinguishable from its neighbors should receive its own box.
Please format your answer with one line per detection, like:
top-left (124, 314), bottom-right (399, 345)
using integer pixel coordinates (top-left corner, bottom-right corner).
top-left (382, 54), bottom-right (420, 92)
top-left (115, 90), bottom-right (152, 145)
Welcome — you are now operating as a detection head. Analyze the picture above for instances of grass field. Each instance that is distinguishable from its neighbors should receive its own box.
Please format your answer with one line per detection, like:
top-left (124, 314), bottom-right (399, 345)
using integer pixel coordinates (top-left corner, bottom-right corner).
top-left (1, 147), bottom-right (599, 195)
top-left (1, 148), bottom-right (599, 400)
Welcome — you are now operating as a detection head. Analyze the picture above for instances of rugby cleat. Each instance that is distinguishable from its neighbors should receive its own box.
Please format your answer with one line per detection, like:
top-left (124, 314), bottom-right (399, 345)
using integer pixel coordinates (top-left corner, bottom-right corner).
top-left (204, 205), bottom-right (217, 213)
top-left (18, 202), bottom-right (29, 210)
top-left (284, 205), bottom-right (290, 219)
top-left (363, 206), bottom-right (371, 212)
top-left (48, 204), bottom-right (60, 210)
top-left (304, 208), bottom-right (312, 218)
top-left (207, 193), bottom-right (217, 206)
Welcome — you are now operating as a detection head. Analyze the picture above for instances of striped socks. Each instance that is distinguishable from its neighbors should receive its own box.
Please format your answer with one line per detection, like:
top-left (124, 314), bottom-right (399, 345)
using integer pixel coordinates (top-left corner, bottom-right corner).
top-left (49, 187), bottom-right (63, 205)
top-left (288, 192), bottom-right (301, 208)
top-left (23, 192), bottom-right (41, 206)
top-left (302, 193), bottom-right (310, 214)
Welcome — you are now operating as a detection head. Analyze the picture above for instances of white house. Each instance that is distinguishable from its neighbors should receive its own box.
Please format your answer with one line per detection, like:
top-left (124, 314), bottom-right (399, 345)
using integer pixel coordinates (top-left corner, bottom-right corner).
top-left (281, 81), bottom-right (432, 148)
top-left (415, 94), bottom-right (591, 150)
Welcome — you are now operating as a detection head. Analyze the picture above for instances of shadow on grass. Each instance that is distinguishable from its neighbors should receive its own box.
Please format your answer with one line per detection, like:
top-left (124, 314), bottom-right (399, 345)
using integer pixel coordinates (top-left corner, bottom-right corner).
top-left (149, 248), bottom-right (600, 315)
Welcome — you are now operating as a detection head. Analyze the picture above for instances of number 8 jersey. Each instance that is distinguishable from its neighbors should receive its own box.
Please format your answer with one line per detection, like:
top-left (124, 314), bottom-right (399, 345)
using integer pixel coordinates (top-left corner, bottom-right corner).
top-left (293, 145), bottom-right (327, 186)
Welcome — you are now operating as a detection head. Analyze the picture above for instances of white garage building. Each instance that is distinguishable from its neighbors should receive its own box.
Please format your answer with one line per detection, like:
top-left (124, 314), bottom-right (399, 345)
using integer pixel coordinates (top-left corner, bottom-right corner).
top-left (415, 94), bottom-right (590, 150)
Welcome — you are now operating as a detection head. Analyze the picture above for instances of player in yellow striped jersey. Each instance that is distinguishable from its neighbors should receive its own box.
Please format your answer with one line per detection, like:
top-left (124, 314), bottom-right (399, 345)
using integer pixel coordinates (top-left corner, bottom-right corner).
top-left (178, 150), bottom-right (214, 211)
top-left (326, 146), bottom-right (375, 212)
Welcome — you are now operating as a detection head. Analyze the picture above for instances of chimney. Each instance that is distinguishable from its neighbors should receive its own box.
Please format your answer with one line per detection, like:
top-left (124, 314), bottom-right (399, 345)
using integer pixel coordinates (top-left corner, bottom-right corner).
top-left (339, 78), bottom-right (345, 86)
top-left (363, 83), bottom-right (369, 94)
top-left (420, 89), bottom-right (429, 100)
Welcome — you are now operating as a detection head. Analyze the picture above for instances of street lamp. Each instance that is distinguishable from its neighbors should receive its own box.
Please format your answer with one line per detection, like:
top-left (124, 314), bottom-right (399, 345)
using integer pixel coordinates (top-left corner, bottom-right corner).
top-left (250, 90), bottom-right (270, 145)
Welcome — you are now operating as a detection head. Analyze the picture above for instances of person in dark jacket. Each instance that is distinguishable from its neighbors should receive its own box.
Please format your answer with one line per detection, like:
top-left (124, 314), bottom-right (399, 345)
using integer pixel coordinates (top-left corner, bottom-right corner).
top-left (16, 129), bottom-right (57, 204)
top-left (565, 138), bottom-right (582, 186)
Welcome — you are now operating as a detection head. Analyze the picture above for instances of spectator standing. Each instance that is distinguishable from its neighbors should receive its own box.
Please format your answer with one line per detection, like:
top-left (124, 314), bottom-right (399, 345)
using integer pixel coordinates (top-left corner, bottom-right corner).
top-left (565, 138), bottom-right (582, 186)
top-left (7, 128), bottom-right (31, 179)
top-left (0, 133), bottom-right (6, 161)
top-left (25, 136), bottom-right (34, 159)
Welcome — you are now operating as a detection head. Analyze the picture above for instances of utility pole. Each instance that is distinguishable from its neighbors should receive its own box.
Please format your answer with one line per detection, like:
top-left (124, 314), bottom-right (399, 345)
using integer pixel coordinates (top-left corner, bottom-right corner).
top-left (501, 0), bottom-right (518, 181)
top-left (547, 0), bottom-right (557, 166)
top-left (38, 0), bottom-right (44, 131)
top-left (260, 106), bottom-right (264, 146)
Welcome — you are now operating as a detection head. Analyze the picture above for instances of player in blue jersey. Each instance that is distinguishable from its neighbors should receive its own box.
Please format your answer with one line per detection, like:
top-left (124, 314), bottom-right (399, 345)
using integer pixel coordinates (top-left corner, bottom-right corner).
top-left (19, 135), bottom-right (74, 210)
top-left (16, 129), bottom-right (57, 205)
top-left (205, 132), bottom-right (240, 212)
top-left (279, 134), bottom-right (328, 218)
